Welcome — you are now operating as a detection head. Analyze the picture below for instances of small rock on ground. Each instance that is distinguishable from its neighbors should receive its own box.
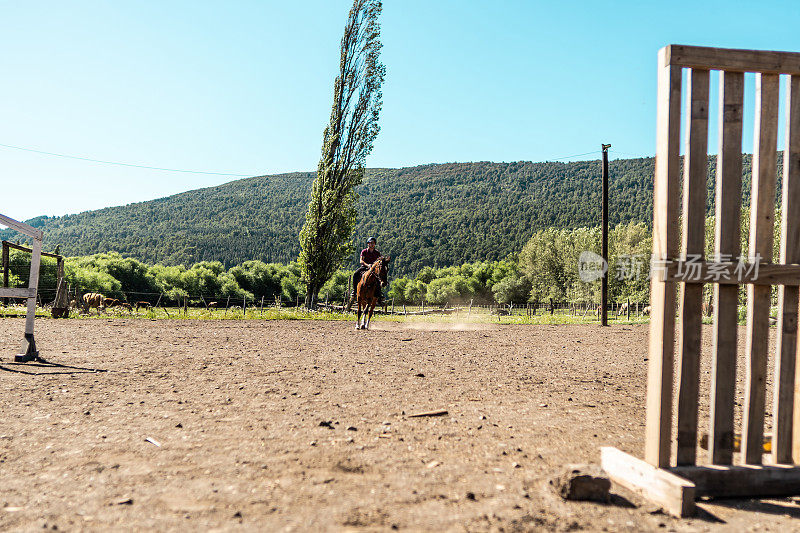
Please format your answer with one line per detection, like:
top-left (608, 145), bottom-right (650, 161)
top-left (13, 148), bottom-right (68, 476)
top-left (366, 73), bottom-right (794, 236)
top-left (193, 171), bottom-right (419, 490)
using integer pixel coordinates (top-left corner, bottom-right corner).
top-left (551, 464), bottom-right (610, 502)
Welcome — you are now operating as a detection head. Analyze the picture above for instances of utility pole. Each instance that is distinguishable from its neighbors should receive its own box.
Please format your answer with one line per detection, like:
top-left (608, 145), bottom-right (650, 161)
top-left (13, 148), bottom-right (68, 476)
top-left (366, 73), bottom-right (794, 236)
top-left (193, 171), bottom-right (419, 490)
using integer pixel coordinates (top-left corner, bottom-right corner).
top-left (601, 143), bottom-right (611, 326)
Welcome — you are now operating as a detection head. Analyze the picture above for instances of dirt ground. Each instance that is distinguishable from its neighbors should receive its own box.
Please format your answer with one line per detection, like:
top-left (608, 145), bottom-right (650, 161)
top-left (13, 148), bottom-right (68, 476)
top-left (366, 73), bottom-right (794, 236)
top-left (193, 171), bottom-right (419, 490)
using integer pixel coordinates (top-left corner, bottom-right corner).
top-left (1, 318), bottom-right (799, 532)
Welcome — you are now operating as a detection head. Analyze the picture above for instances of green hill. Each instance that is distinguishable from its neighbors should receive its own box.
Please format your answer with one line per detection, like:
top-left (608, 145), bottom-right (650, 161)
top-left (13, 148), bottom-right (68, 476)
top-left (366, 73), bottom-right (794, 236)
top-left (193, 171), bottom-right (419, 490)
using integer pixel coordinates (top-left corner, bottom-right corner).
top-left (2, 155), bottom-right (766, 276)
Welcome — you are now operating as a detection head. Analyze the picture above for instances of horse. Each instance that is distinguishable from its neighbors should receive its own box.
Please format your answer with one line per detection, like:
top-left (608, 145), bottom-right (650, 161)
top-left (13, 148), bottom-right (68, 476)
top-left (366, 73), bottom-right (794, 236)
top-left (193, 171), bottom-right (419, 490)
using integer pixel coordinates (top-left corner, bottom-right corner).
top-left (355, 256), bottom-right (390, 330)
top-left (135, 301), bottom-right (152, 312)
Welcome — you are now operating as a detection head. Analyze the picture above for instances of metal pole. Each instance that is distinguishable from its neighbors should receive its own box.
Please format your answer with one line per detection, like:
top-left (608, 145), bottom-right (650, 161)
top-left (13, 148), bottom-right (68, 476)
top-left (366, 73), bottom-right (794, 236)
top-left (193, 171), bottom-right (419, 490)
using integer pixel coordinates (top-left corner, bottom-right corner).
top-left (601, 143), bottom-right (611, 326)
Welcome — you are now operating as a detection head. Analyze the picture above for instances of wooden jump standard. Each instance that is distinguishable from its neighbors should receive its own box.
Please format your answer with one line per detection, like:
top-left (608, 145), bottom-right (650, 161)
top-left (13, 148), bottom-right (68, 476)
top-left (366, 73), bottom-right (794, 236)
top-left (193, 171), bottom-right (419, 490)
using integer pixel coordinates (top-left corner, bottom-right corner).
top-left (0, 214), bottom-right (43, 362)
top-left (2, 240), bottom-right (63, 308)
top-left (601, 44), bottom-right (800, 517)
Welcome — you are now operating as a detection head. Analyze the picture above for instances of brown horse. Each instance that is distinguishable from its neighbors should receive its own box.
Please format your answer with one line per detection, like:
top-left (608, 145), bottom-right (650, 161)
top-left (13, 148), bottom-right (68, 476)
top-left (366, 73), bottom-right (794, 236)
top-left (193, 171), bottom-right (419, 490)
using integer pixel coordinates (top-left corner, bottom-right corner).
top-left (355, 256), bottom-right (390, 330)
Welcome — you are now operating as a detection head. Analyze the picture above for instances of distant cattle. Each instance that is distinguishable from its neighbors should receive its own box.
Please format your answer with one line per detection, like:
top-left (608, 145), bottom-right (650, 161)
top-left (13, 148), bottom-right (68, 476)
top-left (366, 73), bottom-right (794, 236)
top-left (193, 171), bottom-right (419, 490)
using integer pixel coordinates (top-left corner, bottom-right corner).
top-left (104, 298), bottom-right (121, 308)
top-left (618, 302), bottom-right (647, 316)
top-left (121, 303), bottom-right (133, 312)
top-left (82, 293), bottom-right (105, 314)
top-left (643, 305), bottom-right (651, 316)
top-left (135, 301), bottom-right (152, 311)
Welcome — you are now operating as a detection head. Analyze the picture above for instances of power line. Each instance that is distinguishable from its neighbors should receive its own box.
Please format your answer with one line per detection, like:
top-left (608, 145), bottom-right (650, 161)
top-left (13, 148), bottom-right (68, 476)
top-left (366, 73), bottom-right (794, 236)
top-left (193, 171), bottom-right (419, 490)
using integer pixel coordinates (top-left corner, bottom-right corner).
top-left (0, 142), bottom-right (255, 177)
top-left (546, 150), bottom-right (601, 161)
top-left (608, 149), bottom-right (648, 158)
top-left (0, 140), bottom-right (646, 178)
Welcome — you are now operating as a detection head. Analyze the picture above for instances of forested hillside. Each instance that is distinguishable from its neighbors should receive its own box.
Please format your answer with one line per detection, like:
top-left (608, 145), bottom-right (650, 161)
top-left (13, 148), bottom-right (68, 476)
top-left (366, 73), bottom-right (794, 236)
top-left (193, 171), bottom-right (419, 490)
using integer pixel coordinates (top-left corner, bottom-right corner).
top-left (2, 155), bottom-right (769, 276)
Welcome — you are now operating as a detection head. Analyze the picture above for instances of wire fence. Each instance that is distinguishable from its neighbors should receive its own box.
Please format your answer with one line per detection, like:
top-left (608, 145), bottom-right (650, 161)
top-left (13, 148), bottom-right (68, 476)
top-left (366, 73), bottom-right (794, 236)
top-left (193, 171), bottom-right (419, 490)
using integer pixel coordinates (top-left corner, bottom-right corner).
top-left (1, 248), bottom-right (653, 320)
top-left (0, 283), bottom-right (652, 323)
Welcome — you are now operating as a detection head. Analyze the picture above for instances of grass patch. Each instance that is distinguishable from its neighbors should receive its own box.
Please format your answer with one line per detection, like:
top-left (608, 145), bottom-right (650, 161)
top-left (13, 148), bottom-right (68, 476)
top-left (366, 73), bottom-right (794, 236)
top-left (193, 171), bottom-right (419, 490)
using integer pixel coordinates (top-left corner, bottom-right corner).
top-left (3, 304), bottom-right (656, 325)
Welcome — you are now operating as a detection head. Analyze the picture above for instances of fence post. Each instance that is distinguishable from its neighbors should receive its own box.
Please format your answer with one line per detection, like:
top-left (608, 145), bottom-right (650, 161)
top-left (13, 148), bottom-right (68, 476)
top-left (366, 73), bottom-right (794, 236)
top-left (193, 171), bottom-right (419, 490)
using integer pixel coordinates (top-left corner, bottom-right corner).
top-left (2, 241), bottom-right (8, 307)
top-left (260, 296), bottom-right (264, 317)
top-left (159, 293), bottom-right (170, 318)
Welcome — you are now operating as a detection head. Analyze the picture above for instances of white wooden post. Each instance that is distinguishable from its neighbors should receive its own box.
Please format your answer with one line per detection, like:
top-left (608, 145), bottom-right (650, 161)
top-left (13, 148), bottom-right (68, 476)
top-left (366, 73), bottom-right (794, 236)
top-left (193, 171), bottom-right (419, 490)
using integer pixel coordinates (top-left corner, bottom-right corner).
top-left (0, 214), bottom-right (44, 362)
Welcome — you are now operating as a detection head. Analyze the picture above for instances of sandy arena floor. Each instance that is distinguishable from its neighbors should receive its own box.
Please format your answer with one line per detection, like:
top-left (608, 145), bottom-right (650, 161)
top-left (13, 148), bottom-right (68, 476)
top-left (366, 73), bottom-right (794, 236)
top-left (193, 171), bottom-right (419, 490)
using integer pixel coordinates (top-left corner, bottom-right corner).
top-left (0, 318), bottom-right (799, 532)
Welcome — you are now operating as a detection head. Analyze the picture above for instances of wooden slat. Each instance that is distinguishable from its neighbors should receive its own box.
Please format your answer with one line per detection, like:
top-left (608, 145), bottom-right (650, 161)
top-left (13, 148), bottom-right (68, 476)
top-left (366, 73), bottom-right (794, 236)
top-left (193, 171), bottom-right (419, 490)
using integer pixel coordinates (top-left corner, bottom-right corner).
top-left (709, 70), bottom-right (743, 466)
top-left (1, 241), bottom-right (61, 259)
top-left (742, 73), bottom-right (780, 464)
top-left (791, 78), bottom-right (800, 466)
top-left (776, 75), bottom-right (800, 464)
top-left (0, 214), bottom-right (42, 240)
top-left (601, 447), bottom-right (696, 518)
top-left (665, 44), bottom-right (800, 75)
top-left (662, 261), bottom-right (800, 285)
top-left (671, 463), bottom-right (800, 498)
top-left (676, 68), bottom-right (709, 466)
top-left (645, 52), bottom-right (682, 468)
top-left (0, 288), bottom-right (36, 298)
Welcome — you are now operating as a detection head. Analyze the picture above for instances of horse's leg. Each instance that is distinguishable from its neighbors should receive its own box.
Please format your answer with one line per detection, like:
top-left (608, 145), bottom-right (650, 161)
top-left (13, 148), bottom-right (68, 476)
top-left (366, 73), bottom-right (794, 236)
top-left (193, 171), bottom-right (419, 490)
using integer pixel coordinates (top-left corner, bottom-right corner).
top-left (360, 299), bottom-right (368, 329)
top-left (355, 299), bottom-right (362, 330)
top-left (360, 301), bottom-right (367, 329)
top-left (366, 300), bottom-right (375, 329)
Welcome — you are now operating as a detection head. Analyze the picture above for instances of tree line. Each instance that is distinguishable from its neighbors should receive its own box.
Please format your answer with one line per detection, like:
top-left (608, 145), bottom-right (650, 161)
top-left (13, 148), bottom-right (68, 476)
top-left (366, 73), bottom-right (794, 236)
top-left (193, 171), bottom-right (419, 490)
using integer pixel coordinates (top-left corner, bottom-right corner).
top-left (3, 154), bottom-right (776, 280)
top-left (0, 157), bottom-right (667, 277)
top-left (4, 220), bottom-right (652, 306)
top-left (6, 206), bottom-right (773, 308)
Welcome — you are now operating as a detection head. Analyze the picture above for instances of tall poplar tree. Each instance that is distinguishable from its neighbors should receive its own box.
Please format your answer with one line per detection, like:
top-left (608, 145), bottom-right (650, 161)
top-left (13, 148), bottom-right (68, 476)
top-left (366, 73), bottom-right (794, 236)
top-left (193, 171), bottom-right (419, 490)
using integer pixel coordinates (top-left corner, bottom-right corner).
top-left (299, 0), bottom-right (385, 308)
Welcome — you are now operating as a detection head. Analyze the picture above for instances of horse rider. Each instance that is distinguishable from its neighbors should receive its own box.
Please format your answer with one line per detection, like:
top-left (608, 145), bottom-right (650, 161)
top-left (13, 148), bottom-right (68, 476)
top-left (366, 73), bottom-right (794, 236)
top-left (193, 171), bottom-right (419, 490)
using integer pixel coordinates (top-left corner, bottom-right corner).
top-left (351, 237), bottom-right (384, 304)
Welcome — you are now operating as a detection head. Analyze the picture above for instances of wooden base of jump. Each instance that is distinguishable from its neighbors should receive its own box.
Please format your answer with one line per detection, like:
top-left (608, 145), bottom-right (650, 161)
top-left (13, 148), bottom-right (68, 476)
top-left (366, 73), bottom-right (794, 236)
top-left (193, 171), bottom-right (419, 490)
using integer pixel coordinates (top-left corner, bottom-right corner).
top-left (601, 447), bottom-right (800, 517)
top-left (15, 332), bottom-right (40, 362)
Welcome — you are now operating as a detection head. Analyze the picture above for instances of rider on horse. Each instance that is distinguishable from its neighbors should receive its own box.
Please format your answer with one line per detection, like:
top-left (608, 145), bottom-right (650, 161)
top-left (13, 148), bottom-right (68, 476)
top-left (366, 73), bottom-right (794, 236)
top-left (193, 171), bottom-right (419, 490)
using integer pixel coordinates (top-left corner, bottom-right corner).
top-left (351, 237), bottom-right (384, 304)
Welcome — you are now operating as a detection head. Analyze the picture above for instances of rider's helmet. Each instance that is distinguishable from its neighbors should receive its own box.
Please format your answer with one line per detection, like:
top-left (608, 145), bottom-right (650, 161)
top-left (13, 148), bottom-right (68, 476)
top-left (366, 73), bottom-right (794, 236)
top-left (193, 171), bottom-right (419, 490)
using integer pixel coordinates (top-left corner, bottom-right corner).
top-left (367, 237), bottom-right (377, 244)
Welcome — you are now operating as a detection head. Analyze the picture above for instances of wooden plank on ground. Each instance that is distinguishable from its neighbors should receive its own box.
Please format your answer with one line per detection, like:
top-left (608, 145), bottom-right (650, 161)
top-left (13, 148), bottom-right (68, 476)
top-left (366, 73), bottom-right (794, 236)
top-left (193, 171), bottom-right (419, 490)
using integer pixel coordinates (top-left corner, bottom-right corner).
top-left (665, 44), bottom-right (800, 75)
top-left (676, 67), bottom-right (709, 466)
top-left (407, 409), bottom-right (448, 418)
top-left (671, 463), bottom-right (800, 498)
top-left (601, 447), bottom-right (696, 517)
top-left (742, 73), bottom-right (780, 465)
top-left (777, 75), bottom-right (800, 464)
top-left (645, 53), bottom-right (682, 468)
top-left (709, 70), bottom-right (743, 466)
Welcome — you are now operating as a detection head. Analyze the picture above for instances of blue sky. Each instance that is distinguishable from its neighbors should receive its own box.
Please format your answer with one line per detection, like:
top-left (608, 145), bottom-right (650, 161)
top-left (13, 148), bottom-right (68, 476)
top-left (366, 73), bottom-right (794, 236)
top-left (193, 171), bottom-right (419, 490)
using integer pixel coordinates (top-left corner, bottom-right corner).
top-left (1, 1), bottom-right (798, 220)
